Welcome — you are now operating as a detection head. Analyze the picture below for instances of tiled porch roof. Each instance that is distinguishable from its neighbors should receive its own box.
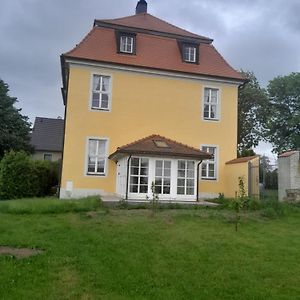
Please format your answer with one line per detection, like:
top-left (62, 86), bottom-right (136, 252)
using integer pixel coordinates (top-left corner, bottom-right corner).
top-left (109, 134), bottom-right (212, 161)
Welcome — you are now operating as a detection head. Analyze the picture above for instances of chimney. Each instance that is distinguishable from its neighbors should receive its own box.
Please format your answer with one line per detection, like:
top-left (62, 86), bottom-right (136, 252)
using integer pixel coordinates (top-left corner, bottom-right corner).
top-left (136, 0), bottom-right (147, 14)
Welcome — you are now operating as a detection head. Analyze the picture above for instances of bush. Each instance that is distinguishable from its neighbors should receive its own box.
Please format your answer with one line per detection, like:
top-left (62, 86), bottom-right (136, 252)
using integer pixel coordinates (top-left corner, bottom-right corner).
top-left (0, 151), bottom-right (60, 200)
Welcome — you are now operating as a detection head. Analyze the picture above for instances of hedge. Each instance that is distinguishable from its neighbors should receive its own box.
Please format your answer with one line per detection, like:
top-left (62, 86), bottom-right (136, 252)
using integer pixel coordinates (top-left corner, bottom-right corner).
top-left (0, 151), bottom-right (60, 200)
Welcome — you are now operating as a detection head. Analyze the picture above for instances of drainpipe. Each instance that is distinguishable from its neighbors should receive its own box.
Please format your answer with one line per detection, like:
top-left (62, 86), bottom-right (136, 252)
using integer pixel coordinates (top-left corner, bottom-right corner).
top-left (196, 160), bottom-right (203, 202)
top-left (125, 155), bottom-right (132, 200)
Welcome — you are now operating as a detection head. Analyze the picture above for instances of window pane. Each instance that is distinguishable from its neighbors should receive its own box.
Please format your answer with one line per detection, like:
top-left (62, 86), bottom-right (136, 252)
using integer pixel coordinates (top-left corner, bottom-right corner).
top-left (92, 93), bottom-right (100, 108)
top-left (164, 161), bottom-right (171, 169)
top-left (88, 158), bottom-right (96, 173)
top-left (131, 158), bottom-right (139, 167)
top-left (140, 177), bottom-right (148, 185)
top-left (130, 185), bottom-right (138, 193)
top-left (201, 163), bottom-right (207, 177)
top-left (204, 89), bottom-right (210, 102)
top-left (101, 77), bottom-right (110, 92)
top-left (130, 176), bottom-right (138, 185)
top-left (177, 178), bottom-right (185, 187)
top-left (155, 185), bottom-right (162, 194)
top-left (156, 160), bottom-right (163, 168)
top-left (187, 170), bottom-right (194, 178)
top-left (141, 158), bottom-right (148, 167)
top-left (156, 168), bottom-right (162, 176)
top-left (163, 186), bottom-right (170, 194)
top-left (211, 105), bottom-right (217, 118)
top-left (204, 104), bottom-right (210, 118)
top-left (178, 160), bottom-right (186, 170)
top-left (140, 168), bottom-right (148, 176)
top-left (97, 160), bottom-right (105, 173)
top-left (130, 167), bottom-right (139, 175)
top-left (88, 140), bottom-right (97, 156)
top-left (155, 178), bottom-right (162, 186)
top-left (164, 178), bottom-right (170, 186)
top-left (93, 75), bottom-right (101, 91)
top-left (164, 168), bottom-right (171, 177)
top-left (211, 90), bottom-right (218, 103)
top-left (186, 187), bottom-right (194, 195)
top-left (187, 161), bottom-right (194, 170)
top-left (97, 140), bottom-right (106, 155)
top-left (187, 179), bottom-right (194, 187)
top-left (178, 169), bottom-right (185, 178)
top-left (139, 185), bottom-right (148, 193)
top-left (177, 187), bottom-right (184, 195)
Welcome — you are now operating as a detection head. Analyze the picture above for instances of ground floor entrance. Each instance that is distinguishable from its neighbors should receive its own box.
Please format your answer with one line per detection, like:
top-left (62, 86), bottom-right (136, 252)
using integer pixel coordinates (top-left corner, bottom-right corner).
top-left (116, 156), bottom-right (199, 201)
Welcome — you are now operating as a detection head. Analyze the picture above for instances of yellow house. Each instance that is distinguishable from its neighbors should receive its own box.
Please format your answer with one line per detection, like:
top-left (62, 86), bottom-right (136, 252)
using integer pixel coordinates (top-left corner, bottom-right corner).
top-left (59, 0), bottom-right (259, 200)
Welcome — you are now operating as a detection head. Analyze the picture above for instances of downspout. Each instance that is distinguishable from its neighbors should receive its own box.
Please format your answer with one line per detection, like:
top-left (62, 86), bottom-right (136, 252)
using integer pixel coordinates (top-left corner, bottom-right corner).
top-left (125, 155), bottom-right (132, 200)
top-left (196, 160), bottom-right (202, 202)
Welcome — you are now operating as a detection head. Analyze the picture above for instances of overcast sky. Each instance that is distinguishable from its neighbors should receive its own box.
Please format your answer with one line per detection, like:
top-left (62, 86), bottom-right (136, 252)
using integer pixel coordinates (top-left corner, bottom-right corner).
top-left (1, 0), bottom-right (299, 160)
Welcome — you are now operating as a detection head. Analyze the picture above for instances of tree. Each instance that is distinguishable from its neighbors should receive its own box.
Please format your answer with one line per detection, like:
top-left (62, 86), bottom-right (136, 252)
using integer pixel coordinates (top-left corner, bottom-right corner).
top-left (265, 72), bottom-right (300, 153)
top-left (238, 71), bottom-right (269, 155)
top-left (0, 79), bottom-right (32, 158)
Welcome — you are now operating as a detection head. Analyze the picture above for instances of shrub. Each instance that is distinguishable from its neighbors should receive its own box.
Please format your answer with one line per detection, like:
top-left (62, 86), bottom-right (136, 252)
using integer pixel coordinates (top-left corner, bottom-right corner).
top-left (0, 151), bottom-right (60, 200)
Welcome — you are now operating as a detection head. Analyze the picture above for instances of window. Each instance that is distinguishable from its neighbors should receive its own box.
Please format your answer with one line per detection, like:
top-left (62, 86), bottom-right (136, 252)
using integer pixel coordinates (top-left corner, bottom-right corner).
top-left (87, 139), bottom-right (107, 175)
top-left (201, 146), bottom-right (217, 180)
top-left (184, 45), bottom-right (196, 62)
top-left (155, 160), bottom-right (171, 195)
top-left (120, 36), bottom-right (134, 53)
top-left (203, 88), bottom-right (219, 120)
top-left (130, 157), bottom-right (149, 193)
top-left (177, 160), bottom-right (195, 195)
top-left (91, 74), bottom-right (111, 110)
top-left (44, 153), bottom-right (52, 161)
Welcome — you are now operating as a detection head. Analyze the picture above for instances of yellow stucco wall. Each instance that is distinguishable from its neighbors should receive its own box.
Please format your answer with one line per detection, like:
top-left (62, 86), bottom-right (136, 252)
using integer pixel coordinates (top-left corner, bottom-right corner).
top-left (61, 64), bottom-right (242, 197)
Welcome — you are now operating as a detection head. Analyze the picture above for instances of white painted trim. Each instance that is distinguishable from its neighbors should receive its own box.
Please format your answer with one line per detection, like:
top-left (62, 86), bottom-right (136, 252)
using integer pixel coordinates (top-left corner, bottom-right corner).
top-left (200, 144), bottom-right (219, 181)
top-left (201, 86), bottom-right (222, 122)
top-left (67, 59), bottom-right (243, 86)
top-left (89, 71), bottom-right (113, 112)
top-left (84, 136), bottom-right (109, 178)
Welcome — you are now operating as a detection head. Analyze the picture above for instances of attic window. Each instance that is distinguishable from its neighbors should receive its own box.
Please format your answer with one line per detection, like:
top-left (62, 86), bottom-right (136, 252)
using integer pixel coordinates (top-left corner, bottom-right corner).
top-left (184, 45), bottom-right (196, 62)
top-left (178, 41), bottom-right (199, 64)
top-left (116, 31), bottom-right (136, 55)
top-left (153, 140), bottom-right (169, 148)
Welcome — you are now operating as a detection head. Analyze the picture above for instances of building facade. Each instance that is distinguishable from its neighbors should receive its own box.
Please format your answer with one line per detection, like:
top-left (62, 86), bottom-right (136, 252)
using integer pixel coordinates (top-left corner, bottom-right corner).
top-left (59, 1), bottom-right (258, 200)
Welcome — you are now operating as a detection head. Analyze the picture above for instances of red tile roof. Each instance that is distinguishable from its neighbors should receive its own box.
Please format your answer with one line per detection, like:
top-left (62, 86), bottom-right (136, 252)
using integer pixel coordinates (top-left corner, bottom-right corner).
top-left (226, 156), bottom-right (259, 165)
top-left (96, 13), bottom-right (211, 41)
top-left (63, 14), bottom-right (244, 81)
top-left (278, 150), bottom-right (298, 158)
top-left (109, 134), bottom-right (212, 161)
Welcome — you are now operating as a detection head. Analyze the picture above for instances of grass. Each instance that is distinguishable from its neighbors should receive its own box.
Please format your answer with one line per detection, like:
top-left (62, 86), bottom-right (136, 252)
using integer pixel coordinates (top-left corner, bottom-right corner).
top-left (0, 197), bottom-right (300, 299)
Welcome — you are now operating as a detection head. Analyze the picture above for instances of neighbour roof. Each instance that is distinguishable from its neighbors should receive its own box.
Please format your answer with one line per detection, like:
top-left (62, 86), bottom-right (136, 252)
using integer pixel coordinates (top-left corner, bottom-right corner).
top-left (278, 150), bottom-right (298, 158)
top-left (63, 13), bottom-right (244, 81)
top-left (109, 134), bottom-right (212, 161)
top-left (226, 155), bottom-right (259, 165)
top-left (30, 117), bottom-right (64, 152)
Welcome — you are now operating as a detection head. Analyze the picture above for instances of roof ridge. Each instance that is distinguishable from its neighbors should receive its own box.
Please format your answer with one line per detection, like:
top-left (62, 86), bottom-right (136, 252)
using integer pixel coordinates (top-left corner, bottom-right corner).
top-left (97, 13), bottom-right (211, 40)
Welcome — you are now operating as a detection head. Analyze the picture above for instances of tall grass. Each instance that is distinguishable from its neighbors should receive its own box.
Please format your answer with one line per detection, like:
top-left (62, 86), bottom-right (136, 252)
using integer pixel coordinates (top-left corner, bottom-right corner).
top-left (0, 197), bottom-right (102, 214)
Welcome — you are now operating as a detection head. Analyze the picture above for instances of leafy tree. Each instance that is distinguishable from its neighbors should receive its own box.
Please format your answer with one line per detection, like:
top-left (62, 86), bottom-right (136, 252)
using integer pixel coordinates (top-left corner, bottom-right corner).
top-left (238, 71), bottom-right (269, 154)
top-left (266, 72), bottom-right (300, 153)
top-left (0, 79), bottom-right (32, 158)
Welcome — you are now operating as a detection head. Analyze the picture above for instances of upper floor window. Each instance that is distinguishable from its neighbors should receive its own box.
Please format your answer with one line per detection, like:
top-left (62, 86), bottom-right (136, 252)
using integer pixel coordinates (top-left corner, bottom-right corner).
top-left (120, 36), bottom-right (134, 53)
top-left (184, 45), bottom-right (196, 63)
top-left (203, 87), bottom-right (219, 120)
top-left (91, 74), bottom-right (111, 111)
top-left (87, 138), bottom-right (107, 175)
top-left (201, 146), bottom-right (217, 180)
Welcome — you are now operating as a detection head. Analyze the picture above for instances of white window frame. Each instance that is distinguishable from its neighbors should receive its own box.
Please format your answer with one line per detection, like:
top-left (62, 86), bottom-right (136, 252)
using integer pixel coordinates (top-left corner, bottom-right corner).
top-left (184, 45), bottom-right (196, 63)
top-left (120, 36), bottom-right (134, 54)
top-left (154, 159), bottom-right (171, 195)
top-left (177, 160), bottom-right (196, 195)
top-left (200, 145), bottom-right (218, 180)
top-left (129, 157), bottom-right (149, 194)
top-left (202, 87), bottom-right (220, 121)
top-left (90, 73), bottom-right (112, 111)
top-left (85, 137), bottom-right (109, 177)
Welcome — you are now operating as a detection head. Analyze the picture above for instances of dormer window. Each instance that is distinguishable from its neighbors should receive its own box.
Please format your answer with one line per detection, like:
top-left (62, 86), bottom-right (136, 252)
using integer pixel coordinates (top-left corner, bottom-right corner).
top-left (116, 31), bottom-right (136, 55)
top-left (184, 45), bottom-right (196, 63)
top-left (120, 36), bottom-right (134, 53)
top-left (178, 41), bottom-right (199, 64)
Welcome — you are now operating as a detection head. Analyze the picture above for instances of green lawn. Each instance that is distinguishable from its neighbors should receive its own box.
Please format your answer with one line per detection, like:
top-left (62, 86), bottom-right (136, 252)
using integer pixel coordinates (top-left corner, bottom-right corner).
top-left (0, 198), bottom-right (300, 300)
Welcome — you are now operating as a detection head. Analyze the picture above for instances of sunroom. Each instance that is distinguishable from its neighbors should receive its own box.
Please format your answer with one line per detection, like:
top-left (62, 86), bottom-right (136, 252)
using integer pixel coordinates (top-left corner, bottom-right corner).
top-left (109, 135), bottom-right (212, 201)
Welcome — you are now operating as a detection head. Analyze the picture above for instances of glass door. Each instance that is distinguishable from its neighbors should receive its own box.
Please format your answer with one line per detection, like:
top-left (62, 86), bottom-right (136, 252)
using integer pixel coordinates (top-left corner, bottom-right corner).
top-left (154, 160), bottom-right (171, 195)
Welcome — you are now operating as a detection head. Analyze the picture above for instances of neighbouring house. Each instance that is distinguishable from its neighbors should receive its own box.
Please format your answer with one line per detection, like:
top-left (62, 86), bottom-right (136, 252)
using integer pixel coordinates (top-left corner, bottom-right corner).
top-left (278, 150), bottom-right (300, 202)
top-left (59, 0), bottom-right (259, 200)
top-left (31, 117), bottom-right (64, 162)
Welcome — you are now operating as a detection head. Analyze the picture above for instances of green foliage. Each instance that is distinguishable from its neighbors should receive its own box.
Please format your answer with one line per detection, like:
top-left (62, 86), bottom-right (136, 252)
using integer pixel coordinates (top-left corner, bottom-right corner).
top-left (0, 79), bottom-right (32, 159)
top-left (238, 71), bottom-right (269, 153)
top-left (266, 72), bottom-right (300, 153)
top-left (149, 181), bottom-right (159, 212)
top-left (0, 151), bottom-right (59, 200)
top-left (0, 197), bottom-right (101, 214)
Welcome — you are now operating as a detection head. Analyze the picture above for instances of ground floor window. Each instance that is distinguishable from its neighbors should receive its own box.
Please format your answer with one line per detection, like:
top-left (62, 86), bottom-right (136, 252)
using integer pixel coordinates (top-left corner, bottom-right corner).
top-left (87, 138), bottom-right (107, 175)
top-left (130, 157), bottom-right (149, 193)
top-left (201, 146), bottom-right (217, 180)
top-left (177, 160), bottom-right (195, 195)
top-left (127, 157), bottom-right (196, 198)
